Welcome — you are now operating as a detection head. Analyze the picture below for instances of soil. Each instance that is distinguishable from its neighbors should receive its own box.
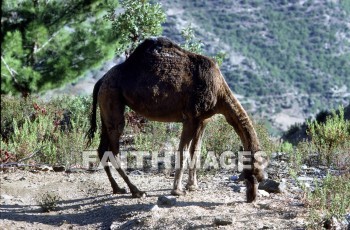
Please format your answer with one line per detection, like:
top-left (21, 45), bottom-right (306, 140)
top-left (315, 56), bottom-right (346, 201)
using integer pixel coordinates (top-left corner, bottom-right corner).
top-left (0, 167), bottom-right (308, 229)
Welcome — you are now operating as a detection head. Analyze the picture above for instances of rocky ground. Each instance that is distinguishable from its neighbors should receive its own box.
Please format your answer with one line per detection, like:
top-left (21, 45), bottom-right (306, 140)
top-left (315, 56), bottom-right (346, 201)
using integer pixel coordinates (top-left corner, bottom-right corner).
top-left (0, 157), bottom-right (349, 230)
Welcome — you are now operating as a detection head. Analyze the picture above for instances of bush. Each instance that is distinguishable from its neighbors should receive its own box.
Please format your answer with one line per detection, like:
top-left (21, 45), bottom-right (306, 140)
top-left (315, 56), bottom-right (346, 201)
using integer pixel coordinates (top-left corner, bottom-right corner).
top-left (289, 106), bottom-right (350, 228)
top-left (37, 192), bottom-right (61, 212)
top-left (280, 141), bottom-right (293, 154)
top-left (307, 106), bottom-right (350, 167)
top-left (202, 115), bottom-right (241, 159)
top-left (0, 95), bottom-right (97, 166)
top-left (305, 173), bottom-right (350, 229)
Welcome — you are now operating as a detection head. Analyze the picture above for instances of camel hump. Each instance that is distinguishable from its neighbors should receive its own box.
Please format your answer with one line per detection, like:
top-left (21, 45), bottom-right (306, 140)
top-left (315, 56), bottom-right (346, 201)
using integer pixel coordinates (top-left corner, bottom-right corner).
top-left (125, 37), bottom-right (184, 62)
top-left (140, 37), bottom-right (181, 51)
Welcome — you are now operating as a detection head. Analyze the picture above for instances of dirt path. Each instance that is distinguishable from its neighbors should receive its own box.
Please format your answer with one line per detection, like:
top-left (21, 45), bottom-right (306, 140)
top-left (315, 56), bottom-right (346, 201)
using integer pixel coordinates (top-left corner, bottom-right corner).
top-left (0, 169), bottom-right (307, 229)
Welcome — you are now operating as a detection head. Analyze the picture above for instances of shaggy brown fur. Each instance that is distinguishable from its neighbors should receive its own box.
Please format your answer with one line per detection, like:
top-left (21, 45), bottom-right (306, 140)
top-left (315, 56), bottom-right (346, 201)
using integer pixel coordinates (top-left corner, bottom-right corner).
top-left (87, 37), bottom-right (266, 202)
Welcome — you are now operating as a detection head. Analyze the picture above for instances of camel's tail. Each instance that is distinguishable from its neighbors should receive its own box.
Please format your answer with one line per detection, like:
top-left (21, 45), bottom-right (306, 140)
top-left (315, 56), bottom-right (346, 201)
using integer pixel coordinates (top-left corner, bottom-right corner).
top-left (85, 77), bottom-right (103, 148)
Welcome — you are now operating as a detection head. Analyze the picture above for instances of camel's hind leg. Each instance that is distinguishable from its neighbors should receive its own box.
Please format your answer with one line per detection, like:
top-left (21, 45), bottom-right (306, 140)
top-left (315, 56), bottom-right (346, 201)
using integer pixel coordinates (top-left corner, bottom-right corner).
top-left (101, 95), bottom-right (146, 198)
top-left (98, 123), bottom-right (126, 194)
top-left (186, 119), bottom-right (209, 191)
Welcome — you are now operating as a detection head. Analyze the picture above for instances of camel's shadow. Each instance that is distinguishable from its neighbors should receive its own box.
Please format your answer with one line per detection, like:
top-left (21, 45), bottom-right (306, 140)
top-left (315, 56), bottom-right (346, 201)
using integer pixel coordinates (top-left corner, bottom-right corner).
top-left (0, 193), bottom-right (222, 228)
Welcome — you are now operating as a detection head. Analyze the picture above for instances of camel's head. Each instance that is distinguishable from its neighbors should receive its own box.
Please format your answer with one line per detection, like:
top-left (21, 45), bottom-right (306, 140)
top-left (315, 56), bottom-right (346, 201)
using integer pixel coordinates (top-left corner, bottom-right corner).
top-left (244, 152), bottom-right (269, 203)
top-left (253, 151), bottom-right (269, 182)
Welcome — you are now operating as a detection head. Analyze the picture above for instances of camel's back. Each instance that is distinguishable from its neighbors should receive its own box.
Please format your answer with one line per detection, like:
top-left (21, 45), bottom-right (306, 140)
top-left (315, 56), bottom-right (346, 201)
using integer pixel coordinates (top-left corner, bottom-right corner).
top-left (122, 37), bottom-right (219, 87)
top-left (118, 37), bottom-right (223, 120)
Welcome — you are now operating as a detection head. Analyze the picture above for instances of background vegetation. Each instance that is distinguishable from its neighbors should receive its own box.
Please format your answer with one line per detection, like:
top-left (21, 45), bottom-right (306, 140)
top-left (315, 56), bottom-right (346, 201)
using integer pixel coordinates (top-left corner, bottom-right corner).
top-left (1, 0), bottom-right (349, 228)
top-left (1, 0), bottom-right (120, 95)
top-left (1, 0), bottom-right (165, 96)
top-left (175, 0), bottom-right (350, 97)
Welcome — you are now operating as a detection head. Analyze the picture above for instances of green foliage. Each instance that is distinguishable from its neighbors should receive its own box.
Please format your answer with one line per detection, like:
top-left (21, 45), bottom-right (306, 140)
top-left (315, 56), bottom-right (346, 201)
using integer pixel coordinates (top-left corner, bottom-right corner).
top-left (1, 96), bottom-right (96, 166)
top-left (202, 115), bottom-right (277, 159)
top-left (180, 25), bottom-right (226, 66)
top-left (180, 25), bottom-right (203, 54)
top-left (280, 141), bottom-right (293, 154)
top-left (287, 106), bottom-right (350, 228)
top-left (203, 115), bottom-right (241, 158)
top-left (132, 121), bottom-right (180, 152)
top-left (1, 0), bottom-right (119, 95)
top-left (213, 51), bottom-right (227, 67)
top-left (105, 0), bottom-right (166, 56)
top-left (255, 122), bottom-right (277, 157)
top-left (307, 106), bottom-right (350, 166)
top-left (37, 192), bottom-right (61, 212)
top-left (305, 173), bottom-right (350, 229)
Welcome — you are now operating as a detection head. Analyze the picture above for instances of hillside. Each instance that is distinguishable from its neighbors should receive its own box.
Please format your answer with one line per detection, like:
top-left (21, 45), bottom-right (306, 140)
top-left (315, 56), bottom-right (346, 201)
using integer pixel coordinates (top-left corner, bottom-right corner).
top-left (41, 0), bottom-right (350, 134)
top-left (158, 0), bottom-right (350, 133)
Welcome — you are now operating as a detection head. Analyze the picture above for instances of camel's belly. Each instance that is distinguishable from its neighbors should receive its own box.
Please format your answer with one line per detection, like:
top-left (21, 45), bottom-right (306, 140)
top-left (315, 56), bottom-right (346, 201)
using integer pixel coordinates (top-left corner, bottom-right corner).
top-left (123, 90), bottom-right (186, 122)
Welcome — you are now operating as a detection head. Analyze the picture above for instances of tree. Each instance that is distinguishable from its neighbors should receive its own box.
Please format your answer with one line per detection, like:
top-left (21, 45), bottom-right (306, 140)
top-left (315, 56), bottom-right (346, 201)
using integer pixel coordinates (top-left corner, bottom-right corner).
top-left (105, 0), bottom-right (166, 57)
top-left (1, 0), bottom-right (120, 96)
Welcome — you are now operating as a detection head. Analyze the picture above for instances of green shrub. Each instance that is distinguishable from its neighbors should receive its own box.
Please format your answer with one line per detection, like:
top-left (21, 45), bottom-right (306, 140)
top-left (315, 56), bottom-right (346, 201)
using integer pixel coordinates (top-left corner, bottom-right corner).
top-left (132, 121), bottom-right (181, 152)
top-left (290, 106), bottom-right (350, 228)
top-left (305, 173), bottom-right (350, 229)
top-left (37, 192), bottom-right (61, 212)
top-left (0, 95), bottom-right (97, 166)
top-left (201, 115), bottom-right (276, 172)
top-left (280, 141), bottom-right (293, 154)
top-left (307, 106), bottom-right (350, 167)
top-left (202, 115), bottom-right (241, 159)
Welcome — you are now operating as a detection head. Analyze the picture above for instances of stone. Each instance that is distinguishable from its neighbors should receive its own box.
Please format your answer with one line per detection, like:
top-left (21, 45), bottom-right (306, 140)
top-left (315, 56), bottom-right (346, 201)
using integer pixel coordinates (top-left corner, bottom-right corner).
top-left (65, 168), bottom-right (84, 173)
top-left (157, 195), bottom-right (176, 206)
top-left (1, 194), bottom-right (13, 200)
top-left (258, 190), bottom-right (270, 197)
top-left (229, 184), bottom-right (242, 193)
top-left (150, 205), bottom-right (160, 211)
top-left (297, 176), bottom-right (314, 182)
top-left (258, 179), bottom-right (286, 193)
top-left (37, 165), bottom-right (53, 171)
top-left (129, 170), bottom-right (143, 176)
top-left (53, 165), bottom-right (65, 172)
top-left (301, 164), bottom-right (308, 170)
top-left (229, 175), bottom-right (239, 181)
top-left (214, 216), bottom-right (232, 226)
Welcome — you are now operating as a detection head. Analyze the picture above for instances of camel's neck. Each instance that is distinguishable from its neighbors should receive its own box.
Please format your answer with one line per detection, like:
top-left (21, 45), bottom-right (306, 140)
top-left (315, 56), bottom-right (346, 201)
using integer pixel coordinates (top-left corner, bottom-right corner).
top-left (220, 85), bottom-right (261, 153)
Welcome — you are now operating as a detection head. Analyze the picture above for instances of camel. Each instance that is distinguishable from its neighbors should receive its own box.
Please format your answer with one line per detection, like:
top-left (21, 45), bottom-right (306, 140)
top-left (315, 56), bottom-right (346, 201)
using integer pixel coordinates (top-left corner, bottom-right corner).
top-left (86, 37), bottom-right (266, 202)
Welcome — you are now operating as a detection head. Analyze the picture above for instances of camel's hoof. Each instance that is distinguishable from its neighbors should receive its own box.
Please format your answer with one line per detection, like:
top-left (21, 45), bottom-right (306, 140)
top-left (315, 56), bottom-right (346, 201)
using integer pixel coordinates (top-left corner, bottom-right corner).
top-left (185, 184), bottom-right (199, 191)
top-left (171, 189), bottom-right (186, 196)
top-left (113, 188), bottom-right (127, 194)
top-left (132, 191), bottom-right (147, 198)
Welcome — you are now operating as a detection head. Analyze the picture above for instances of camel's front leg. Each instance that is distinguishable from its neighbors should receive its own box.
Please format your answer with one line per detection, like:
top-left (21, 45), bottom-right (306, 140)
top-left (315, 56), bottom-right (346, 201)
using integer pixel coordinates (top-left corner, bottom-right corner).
top-left (171, 121), bottom-right (195, 196)
top-left (186, 119), bottom-right (208, 191)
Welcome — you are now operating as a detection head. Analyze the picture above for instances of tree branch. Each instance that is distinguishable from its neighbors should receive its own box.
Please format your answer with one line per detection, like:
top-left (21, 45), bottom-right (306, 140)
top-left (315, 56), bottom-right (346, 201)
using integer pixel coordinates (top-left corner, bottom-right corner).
top-left (34, 30), bottom-right (60, 54)
top-left (18, 147), bottom-right (44, 163)
top-left (1, 55), bottom-right (18, 77)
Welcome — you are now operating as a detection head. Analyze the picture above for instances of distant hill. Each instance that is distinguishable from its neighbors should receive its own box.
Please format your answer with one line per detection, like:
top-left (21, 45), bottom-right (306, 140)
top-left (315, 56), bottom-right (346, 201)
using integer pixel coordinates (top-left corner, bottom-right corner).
top-left (158, 0), bottom-right (350, 133)
top-left (45, 0), bottom-right (349, 134)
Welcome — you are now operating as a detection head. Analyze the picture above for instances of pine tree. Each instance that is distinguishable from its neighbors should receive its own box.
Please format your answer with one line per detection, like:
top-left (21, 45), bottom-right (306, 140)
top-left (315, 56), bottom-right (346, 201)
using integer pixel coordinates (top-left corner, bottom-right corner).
top-left (1, 0), bottom-right (120, 95)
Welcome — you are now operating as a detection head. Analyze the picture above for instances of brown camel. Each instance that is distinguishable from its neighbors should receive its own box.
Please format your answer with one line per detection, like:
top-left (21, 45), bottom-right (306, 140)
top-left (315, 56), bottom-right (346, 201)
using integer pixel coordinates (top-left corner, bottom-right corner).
top-left (86, 37), bottom-right (266, 202)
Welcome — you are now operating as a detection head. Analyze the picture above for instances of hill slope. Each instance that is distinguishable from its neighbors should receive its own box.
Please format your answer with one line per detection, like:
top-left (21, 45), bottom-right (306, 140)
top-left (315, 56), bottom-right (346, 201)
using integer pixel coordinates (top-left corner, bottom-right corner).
top-left (158, 0), bottom-right (350, 132)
